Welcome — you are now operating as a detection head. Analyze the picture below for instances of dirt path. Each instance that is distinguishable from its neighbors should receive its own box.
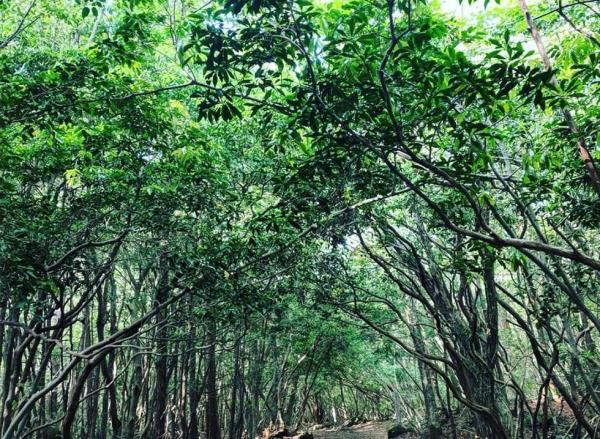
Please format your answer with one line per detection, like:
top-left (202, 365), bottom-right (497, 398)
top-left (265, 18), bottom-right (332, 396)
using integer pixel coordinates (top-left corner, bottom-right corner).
top-left (311, 422), bottom-right (399, 439)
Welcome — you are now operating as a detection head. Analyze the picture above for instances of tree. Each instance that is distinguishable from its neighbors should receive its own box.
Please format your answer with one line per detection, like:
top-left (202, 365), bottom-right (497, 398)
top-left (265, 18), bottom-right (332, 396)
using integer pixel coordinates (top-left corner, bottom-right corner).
top-left (1, 0), bottom-right (600, 438)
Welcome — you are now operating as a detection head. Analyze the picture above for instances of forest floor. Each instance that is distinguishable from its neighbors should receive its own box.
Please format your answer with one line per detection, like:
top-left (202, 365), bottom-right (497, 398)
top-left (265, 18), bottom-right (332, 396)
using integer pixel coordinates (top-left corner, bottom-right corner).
top-left (311, 421), bottom-right (415, 439)
top-left (309, 416), bottom-right (579, 439)
top-left (309, 420), bottom-right (470, 439)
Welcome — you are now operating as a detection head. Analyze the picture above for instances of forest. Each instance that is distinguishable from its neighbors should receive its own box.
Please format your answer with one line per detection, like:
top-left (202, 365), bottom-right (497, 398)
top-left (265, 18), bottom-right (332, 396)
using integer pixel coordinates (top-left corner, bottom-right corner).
top-left (1, 0), bottom-right (600, 438)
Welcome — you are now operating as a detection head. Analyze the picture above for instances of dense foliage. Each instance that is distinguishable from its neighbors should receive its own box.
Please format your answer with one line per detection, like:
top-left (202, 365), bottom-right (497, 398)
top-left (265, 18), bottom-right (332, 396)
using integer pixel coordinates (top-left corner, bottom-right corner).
top-left (1, 0), bottom-right (600, 438)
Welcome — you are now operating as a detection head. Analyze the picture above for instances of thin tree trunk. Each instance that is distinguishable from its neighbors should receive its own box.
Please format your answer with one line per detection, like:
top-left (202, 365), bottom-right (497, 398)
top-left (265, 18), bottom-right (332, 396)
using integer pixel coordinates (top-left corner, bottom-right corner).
top-left (152, 250), bottom-right (170, 439)
top-left (518, 0), bottom-right (600, 199)
top-left (187, 338), bottom-right (201, 439)
top-left (205, 318), bottom-right (221, 439)
top-left (228, 339), bottom-right (241, 439)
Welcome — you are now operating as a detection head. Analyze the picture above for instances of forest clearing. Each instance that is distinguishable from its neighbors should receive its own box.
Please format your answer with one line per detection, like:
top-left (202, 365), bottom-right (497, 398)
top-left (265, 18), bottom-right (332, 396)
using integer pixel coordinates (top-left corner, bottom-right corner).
top-left (1, 0), bottom-right (600, 437)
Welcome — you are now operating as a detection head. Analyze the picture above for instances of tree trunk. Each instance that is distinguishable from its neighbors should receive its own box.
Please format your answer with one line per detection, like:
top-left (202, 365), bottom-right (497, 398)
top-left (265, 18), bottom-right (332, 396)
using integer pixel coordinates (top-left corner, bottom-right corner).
top-left (152, 250), bottom-right (170, 439)
top-left (205, 318), bottom-right (221, 439)
top-left (228, 339), bottom-right (241, 439)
